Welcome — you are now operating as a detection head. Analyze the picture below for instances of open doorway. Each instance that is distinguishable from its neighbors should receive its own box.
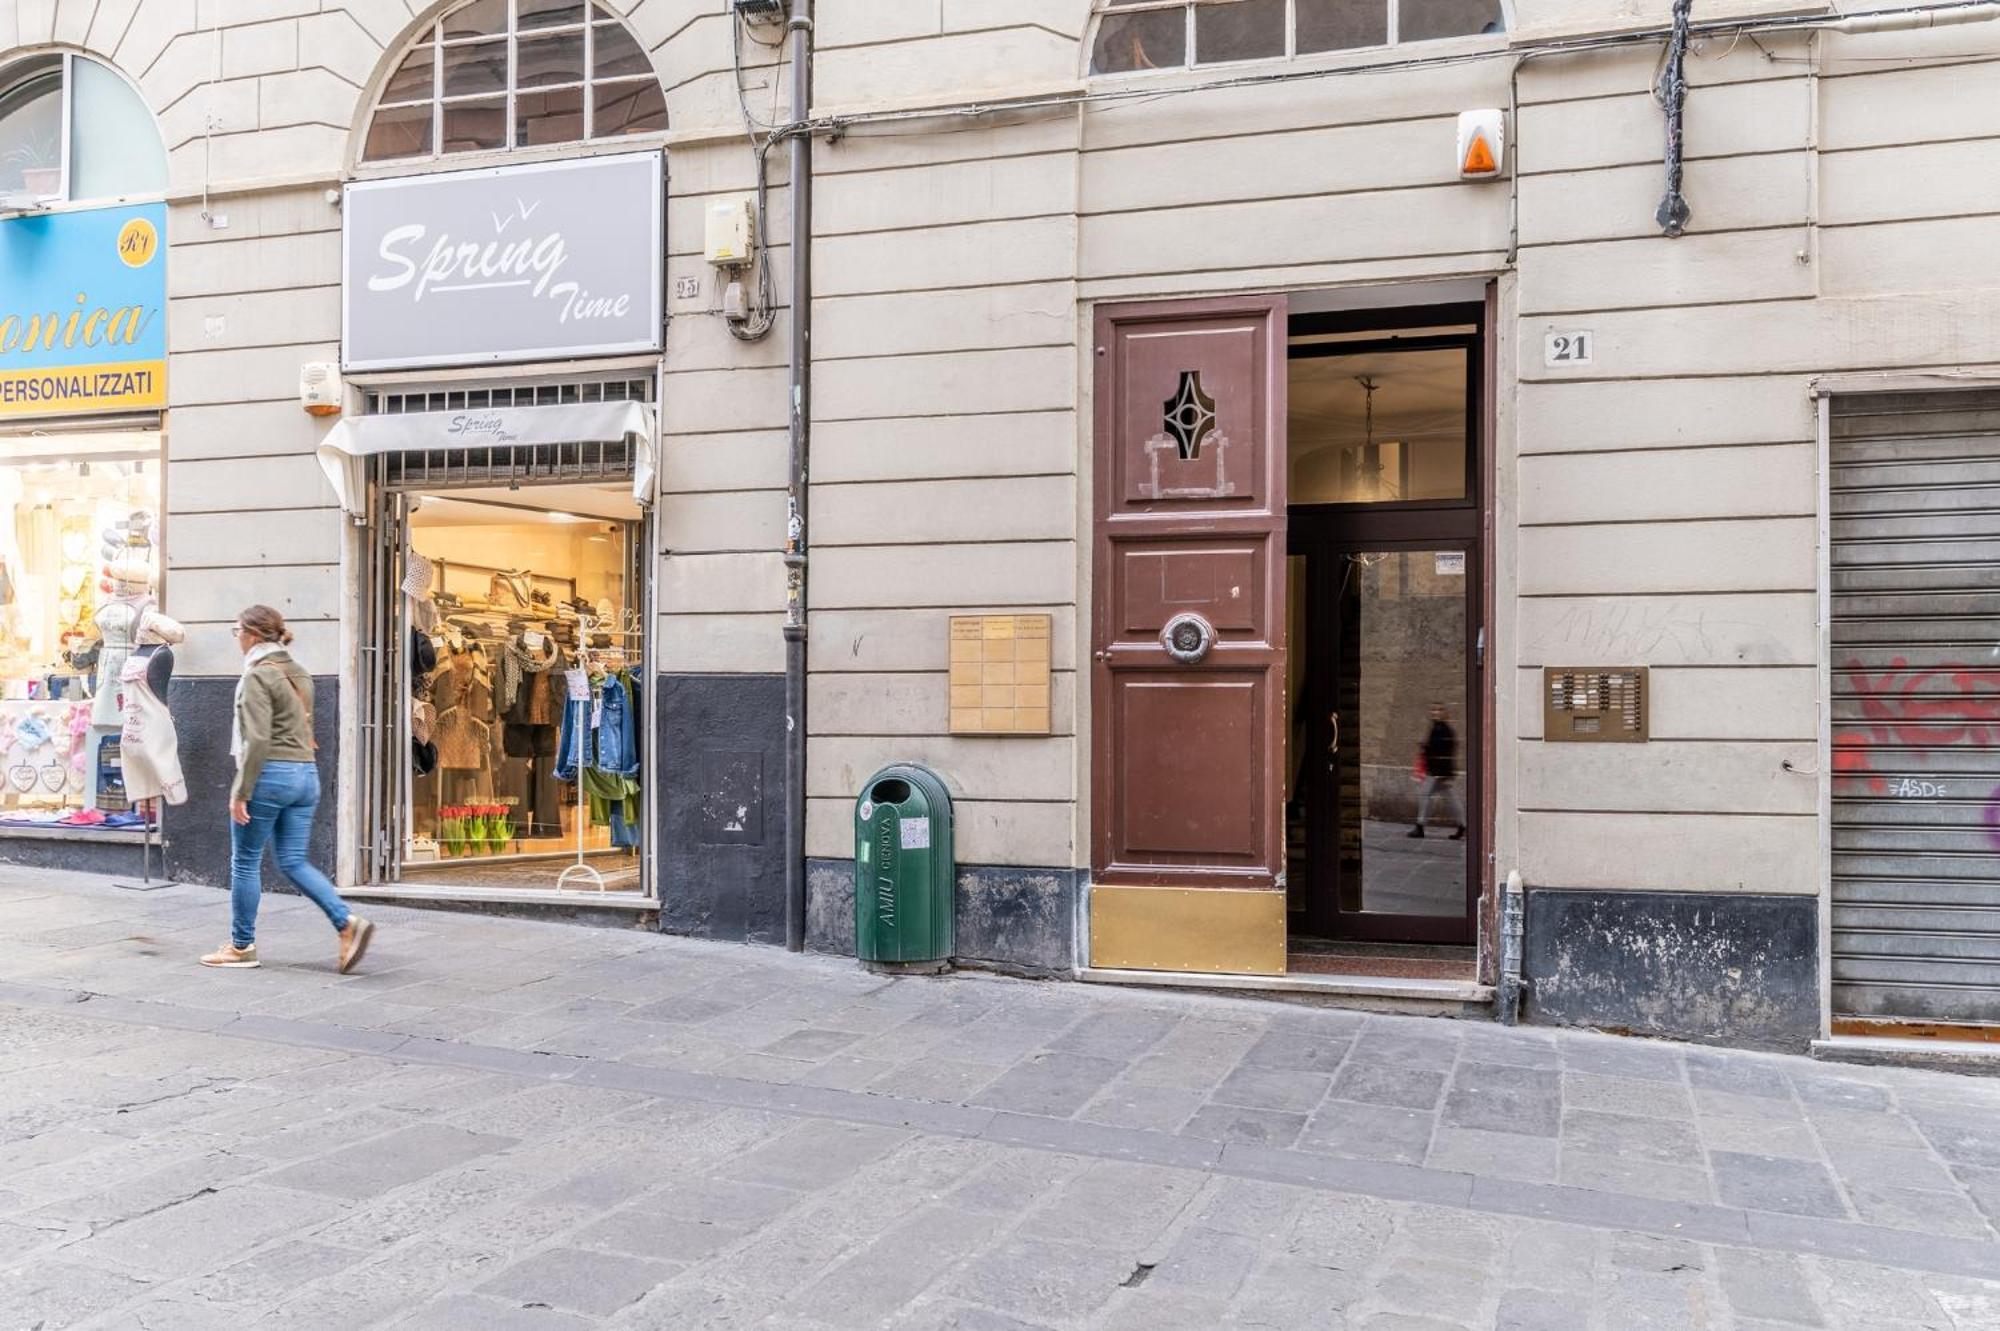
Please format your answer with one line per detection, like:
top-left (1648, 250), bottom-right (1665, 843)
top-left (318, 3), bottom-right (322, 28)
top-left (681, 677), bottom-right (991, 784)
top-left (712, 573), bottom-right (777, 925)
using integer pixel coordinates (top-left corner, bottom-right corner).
top-left (387, 482), bottom-right (647, 895)
top-left (1285, 306), bottom-right (1484, 976)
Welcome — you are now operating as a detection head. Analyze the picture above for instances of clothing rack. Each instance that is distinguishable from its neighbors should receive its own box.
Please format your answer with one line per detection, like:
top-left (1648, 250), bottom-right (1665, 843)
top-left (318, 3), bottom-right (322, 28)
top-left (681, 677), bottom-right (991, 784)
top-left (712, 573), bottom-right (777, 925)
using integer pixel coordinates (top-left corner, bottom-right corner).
top-left (555, 611), bottom-right (607, 893)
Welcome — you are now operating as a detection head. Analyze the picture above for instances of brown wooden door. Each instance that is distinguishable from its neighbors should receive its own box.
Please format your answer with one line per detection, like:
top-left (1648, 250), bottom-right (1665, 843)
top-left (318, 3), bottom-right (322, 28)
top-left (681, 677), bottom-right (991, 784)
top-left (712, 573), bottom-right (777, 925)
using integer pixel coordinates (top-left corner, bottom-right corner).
top-left (1092, 295), bottom-right (1288, 901)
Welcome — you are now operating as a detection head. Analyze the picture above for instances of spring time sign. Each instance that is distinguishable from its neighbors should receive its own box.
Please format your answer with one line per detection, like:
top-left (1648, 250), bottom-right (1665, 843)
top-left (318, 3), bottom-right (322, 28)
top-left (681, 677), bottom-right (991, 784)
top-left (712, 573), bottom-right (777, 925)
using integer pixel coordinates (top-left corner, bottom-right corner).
top-left (0, 202), bottom-right (166, 419)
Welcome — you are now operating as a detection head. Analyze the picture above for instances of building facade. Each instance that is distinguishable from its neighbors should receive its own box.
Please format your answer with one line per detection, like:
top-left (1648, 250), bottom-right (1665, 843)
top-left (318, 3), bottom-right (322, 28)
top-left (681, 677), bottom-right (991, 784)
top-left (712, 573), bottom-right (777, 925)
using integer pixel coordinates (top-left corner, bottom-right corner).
top-left (2, 0), bottom-right (1996, 1053)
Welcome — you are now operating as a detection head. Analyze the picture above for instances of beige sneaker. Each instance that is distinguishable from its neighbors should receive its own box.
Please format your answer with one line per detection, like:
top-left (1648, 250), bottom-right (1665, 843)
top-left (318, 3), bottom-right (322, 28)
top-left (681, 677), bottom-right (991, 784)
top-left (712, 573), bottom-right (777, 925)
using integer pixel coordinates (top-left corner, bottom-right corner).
top-left (337, 917), bottom-right (375, 974)
top-left (200, 943), bottom-right (259, 969)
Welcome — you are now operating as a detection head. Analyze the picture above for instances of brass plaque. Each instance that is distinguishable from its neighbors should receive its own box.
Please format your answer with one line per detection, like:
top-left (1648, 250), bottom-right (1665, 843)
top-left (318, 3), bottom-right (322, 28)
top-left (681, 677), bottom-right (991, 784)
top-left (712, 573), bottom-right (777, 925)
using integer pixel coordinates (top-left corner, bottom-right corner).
top-left (949, 614), bottom-right (1052, 735)
top-left (1089, 885), bottom-right (1286, 975)
top-left (1543, 667), bottom-right (1649, 743)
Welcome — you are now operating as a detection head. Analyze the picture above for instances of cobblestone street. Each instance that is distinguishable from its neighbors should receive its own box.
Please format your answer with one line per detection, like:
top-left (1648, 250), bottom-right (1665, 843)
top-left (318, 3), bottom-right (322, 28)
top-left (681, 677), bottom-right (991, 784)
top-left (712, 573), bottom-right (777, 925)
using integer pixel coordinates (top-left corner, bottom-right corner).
top-left (2, 867), bottom-right (1998, 1330)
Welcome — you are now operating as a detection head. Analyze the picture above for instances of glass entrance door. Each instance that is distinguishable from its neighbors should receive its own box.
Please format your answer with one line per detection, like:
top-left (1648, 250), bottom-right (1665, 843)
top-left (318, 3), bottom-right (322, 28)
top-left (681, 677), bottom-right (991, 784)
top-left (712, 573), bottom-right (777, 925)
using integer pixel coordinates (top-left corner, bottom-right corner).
top-left (1291, 531), bottom-right (1479, 944)
top-left (1284, 304), bottom-right (1485, 949)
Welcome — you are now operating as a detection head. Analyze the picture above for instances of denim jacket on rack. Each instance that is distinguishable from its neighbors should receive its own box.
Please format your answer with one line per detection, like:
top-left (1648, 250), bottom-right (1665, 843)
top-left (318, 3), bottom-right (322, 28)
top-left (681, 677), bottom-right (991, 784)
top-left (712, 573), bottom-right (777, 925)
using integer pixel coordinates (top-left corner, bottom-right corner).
top-left (554, 678), bottom-right (589, 783)
top-left (553, 670), bottom-right (639, 783)
top-left (595, 672), bottom-right (638, 777)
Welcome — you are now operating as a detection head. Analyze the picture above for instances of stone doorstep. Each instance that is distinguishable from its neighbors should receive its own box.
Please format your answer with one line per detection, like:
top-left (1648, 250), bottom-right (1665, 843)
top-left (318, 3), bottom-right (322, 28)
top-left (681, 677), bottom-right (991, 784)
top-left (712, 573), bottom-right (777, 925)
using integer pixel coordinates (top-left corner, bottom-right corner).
top-left (341, 883), bottom-right (659, 923)
top-left (1078, 965), bottom-right (1495, 1009)
top-left (1811, 1035), bottom-right (2000, 1079)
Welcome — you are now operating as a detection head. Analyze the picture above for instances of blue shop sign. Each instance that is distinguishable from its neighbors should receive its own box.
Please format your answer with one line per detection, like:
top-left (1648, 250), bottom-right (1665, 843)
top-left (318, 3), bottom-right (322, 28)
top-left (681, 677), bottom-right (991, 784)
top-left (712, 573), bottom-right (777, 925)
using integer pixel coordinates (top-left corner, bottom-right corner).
top-left (0, 202), bottom-right (166, 419)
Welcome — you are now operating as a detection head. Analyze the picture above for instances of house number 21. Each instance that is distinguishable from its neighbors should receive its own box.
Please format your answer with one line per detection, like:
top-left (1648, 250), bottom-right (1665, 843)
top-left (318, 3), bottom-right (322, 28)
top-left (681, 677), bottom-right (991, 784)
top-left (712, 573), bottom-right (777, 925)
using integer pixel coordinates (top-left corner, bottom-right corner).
top-left (1544, 330), bottom-right (1594, 367)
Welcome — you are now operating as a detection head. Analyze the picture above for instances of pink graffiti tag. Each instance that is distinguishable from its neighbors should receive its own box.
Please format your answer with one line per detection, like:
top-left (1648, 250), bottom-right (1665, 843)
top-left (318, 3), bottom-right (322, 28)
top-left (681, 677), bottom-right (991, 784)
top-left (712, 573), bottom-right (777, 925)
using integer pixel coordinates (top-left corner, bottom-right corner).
top-left (1834, 657), bottom-right (2000, 796)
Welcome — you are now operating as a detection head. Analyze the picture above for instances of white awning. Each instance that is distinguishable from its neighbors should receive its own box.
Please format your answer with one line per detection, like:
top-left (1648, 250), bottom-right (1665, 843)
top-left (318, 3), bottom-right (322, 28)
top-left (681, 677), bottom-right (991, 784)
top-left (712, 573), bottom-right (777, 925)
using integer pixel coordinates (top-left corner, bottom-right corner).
top-left (316, 399), bottom-right (656, 515)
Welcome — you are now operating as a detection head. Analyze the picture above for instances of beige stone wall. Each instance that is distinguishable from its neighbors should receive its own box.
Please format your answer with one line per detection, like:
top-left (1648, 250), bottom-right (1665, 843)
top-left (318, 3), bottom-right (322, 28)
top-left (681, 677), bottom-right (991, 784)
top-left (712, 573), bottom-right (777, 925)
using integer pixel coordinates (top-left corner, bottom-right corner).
top-left (15, 0), bottom-right (2000, 894)
top-left (786, 3), bottom-right (2000, 897)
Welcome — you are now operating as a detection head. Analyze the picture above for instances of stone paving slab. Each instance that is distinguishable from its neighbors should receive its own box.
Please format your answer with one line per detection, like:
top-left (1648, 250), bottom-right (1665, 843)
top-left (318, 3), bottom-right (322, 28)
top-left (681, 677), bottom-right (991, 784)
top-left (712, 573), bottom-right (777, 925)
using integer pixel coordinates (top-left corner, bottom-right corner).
top-left (1, 866), bottom-right (1998, 1328)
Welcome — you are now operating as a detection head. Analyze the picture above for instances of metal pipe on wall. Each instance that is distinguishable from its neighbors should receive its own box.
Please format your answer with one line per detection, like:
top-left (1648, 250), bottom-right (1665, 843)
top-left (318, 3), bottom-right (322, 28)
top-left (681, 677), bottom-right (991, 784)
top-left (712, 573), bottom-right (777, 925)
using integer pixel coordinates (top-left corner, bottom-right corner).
top-left (783, 0), bottom-right (814, 953)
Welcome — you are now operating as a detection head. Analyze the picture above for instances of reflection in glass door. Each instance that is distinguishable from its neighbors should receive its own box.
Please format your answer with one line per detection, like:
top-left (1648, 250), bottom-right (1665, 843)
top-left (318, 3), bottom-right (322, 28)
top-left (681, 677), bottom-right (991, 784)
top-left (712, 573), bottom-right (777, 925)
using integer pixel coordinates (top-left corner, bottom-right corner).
top-left (1334, 549), bottom-right (1470, 929)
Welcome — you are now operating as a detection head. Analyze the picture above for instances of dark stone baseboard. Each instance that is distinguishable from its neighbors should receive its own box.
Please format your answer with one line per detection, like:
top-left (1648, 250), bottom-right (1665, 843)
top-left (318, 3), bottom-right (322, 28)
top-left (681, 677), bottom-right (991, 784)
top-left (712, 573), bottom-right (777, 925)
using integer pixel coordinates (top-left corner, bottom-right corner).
top-left (655, 673), bottom-right (787, 945)
top-left (1523, 887), bottom-right (1818, 1052)
top-left (807, 857), bottom-right (1079, 976)
top-left (162, 675), bottom-right (341, 892)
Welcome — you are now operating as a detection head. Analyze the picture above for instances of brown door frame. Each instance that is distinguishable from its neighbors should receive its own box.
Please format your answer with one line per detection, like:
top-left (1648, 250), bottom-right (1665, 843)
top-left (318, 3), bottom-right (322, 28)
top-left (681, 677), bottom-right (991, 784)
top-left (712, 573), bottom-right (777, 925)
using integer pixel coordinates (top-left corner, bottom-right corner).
top-left (1090, 293), bottom-right (1289, 891)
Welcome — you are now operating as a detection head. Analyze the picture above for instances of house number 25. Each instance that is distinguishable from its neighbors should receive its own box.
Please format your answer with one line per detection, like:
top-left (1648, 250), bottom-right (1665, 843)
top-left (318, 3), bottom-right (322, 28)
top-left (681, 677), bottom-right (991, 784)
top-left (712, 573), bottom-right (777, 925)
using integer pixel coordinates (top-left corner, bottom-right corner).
top-left (1544, 330), bottom-right (1594, 367)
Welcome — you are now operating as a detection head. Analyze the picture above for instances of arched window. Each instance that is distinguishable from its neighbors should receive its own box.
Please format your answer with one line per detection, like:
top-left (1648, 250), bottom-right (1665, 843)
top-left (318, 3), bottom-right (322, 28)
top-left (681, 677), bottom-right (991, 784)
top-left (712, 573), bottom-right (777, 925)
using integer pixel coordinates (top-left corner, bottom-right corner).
top-left (0, 53), bottom-right (166, 204)
top-left (363, 0), bottom-right (667, 163)
top-left (1090, 0), bottom-right (1506, 75)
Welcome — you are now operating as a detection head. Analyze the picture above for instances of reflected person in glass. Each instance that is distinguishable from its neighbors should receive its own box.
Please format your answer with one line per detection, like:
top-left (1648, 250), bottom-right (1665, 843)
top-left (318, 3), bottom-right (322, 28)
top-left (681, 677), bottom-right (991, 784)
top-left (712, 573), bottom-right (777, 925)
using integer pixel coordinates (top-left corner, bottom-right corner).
top-left (1410, 703), bottom-right (1466, 841)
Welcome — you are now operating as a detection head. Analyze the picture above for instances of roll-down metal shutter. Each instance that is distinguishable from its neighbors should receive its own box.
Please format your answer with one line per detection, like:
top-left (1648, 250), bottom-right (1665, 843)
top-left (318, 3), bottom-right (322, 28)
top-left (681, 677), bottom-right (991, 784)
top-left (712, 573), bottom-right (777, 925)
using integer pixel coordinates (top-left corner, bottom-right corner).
top-left (1831, 390), bottom-right (2000, 1026)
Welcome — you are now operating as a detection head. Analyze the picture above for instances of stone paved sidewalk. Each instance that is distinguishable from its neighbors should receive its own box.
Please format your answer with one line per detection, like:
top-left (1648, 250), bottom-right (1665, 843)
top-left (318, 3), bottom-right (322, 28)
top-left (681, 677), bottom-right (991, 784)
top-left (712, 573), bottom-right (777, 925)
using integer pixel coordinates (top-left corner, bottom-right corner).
top-left (1, 865), bottom-right (1998, 1329)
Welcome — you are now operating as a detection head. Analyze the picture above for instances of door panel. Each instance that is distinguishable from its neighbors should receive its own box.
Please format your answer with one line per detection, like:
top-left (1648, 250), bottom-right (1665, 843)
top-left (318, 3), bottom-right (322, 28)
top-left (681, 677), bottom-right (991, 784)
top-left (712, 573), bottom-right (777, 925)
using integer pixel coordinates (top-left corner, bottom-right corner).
top-left (1117, 541), bottom-right (1266, 635)
top-left (1093, 295), bottom-right (1288, 903)
top-left (1112, 675), bottom-right (1264, 860)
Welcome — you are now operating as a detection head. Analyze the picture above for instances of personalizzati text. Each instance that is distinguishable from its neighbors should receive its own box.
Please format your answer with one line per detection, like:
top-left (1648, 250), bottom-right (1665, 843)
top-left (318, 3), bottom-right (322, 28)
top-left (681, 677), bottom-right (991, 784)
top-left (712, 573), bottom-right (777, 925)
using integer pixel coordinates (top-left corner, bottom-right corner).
top-left (364, 204), bottom-right (633, 325)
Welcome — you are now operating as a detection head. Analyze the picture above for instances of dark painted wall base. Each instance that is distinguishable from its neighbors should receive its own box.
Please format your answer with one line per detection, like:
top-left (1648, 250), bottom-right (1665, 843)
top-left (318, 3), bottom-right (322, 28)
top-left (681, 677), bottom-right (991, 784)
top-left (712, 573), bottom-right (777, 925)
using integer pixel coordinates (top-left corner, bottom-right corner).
top-left (806, 857), bottom-right (1079, 976)
top-left (655, 673), bottom-right (787, 945)
top-left (0, 676), bottom-right (340, 897)
top-left (1523, 888), bottom-right (1819, 1052)
top-left (165, 675), bottom-right (342, 892)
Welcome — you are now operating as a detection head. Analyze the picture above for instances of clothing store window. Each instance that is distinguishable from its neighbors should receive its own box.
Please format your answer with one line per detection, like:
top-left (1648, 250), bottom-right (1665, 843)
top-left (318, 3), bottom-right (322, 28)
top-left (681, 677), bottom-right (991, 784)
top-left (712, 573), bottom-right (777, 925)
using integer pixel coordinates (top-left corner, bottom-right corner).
top-left (0, 426), bottom-right (164, 829)
top-left (361, 0), bottom-right (666, 162)
top-left (398, 484), bottom-right (645, 891)
top-left (0, 53), bottom-right (168, 204)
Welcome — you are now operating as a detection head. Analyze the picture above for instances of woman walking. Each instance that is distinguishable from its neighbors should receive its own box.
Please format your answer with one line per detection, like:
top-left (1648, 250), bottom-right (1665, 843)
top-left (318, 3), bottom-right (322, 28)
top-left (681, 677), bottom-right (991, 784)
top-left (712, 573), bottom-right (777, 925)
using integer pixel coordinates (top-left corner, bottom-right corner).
top-left (200, 606), bottom-right (375, 972)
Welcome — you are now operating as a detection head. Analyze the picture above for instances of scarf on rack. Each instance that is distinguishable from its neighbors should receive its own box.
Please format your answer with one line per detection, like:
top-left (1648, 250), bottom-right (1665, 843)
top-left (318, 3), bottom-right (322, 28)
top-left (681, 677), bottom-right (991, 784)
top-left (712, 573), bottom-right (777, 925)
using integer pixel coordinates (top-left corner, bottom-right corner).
top-left (498, 634), bottom-right (559, 713)
top-left (230, 642), bottom-right (286, 764)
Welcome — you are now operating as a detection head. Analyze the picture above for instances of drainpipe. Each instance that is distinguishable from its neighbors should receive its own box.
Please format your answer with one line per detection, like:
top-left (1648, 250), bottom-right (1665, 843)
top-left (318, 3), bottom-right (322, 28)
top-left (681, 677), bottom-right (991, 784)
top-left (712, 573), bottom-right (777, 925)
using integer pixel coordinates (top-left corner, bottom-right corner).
top-left (1498, 869), bottom-right (1527, 1025)
top-left (783, 0), bottom-right (814, 953)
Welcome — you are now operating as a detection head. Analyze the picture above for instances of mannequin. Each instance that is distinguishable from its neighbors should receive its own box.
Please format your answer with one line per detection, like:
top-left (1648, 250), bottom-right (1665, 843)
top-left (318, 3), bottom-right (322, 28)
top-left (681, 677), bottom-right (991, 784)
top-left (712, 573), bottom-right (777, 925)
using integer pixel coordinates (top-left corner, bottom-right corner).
top-left (92, 561), bottom-right (154, 731)
top-left (120, 609), bottom-right (187, 813)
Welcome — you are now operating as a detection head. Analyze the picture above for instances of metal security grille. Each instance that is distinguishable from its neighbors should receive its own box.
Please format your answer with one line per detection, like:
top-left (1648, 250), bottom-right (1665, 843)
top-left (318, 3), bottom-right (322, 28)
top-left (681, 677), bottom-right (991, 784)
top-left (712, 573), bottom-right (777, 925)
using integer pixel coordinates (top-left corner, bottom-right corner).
top-left (1831, 390), bottom-right (2000, 1027)
top-left (364, 377), bottom-right (650, 492)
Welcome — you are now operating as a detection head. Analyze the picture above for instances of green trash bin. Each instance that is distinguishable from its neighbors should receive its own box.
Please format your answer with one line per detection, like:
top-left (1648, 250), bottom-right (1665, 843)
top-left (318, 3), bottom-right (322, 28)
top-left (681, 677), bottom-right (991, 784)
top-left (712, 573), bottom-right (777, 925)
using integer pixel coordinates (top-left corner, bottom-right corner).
top-left (854, 764), bottom-right (954, 974)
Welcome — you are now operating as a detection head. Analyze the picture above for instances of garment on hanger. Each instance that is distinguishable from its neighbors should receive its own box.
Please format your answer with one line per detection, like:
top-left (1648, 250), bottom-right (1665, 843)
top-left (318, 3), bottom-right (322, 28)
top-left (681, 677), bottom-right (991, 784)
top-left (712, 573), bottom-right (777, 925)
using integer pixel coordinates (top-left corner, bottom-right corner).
top-left (432, 648), bottom-right (493, 717)
top-left (595, 671), bottom-right (639, 778)
top-left (118, 648), bottom-right (186, 806)
top-left (434, 706), bottom-right (490, 770)
top-left (498, 632), bottom-right (559, 716)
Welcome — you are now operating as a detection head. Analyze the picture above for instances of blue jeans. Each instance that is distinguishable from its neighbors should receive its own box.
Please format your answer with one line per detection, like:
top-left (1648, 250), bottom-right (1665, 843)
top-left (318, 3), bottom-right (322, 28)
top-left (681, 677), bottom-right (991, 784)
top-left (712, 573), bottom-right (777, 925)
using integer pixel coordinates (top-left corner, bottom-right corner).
top-left (230, 761), bottom-right (350, 948)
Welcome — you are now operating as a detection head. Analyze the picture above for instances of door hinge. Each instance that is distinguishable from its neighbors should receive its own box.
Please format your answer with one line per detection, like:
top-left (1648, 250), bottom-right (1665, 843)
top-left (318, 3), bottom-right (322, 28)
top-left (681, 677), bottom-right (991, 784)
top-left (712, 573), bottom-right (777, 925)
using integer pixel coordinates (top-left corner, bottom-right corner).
top-left (1476, 627), bottom-right (1486, 668)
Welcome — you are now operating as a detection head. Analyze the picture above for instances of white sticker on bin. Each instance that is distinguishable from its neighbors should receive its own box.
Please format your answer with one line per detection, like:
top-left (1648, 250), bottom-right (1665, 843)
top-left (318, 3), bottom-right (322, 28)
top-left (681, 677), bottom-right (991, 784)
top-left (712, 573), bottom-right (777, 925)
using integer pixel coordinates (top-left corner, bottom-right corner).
top-left (900, 818), bottom-right (930, 850)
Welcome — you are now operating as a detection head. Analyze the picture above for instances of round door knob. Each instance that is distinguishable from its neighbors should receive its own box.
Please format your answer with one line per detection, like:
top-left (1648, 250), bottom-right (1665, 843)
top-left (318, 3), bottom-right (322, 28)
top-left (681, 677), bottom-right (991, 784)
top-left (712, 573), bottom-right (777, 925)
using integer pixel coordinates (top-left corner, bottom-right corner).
top-left (1159, 612), bottom-right (1216, 664)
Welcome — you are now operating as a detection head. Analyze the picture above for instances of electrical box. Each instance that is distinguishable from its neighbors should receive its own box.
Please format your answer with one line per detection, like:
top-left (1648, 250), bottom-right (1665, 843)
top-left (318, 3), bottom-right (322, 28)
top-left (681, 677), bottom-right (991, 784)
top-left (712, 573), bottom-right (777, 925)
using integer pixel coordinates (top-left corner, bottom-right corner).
top-left (705, 197), bottom-right (756, 266)
top-left (1456, 108), bottom-right (1506, 179)
top-left (1543, 668), bottom-right (1648, 743)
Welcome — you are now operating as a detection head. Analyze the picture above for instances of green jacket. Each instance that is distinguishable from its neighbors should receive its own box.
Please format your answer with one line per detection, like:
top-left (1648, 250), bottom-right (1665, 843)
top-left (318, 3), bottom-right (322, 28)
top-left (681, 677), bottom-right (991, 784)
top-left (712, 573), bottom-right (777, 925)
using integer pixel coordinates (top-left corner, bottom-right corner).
top-left (233, 652), bottom-right (316, 803)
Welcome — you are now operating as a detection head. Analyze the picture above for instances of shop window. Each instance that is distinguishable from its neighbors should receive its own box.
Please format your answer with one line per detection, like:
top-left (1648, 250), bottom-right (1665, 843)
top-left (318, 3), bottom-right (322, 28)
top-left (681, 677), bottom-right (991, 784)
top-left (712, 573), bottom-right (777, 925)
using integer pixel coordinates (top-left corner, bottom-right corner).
top-left (0, 429), bottom-right (165, 829)
top-left (1090, 0), bottom-right (1506, 74)
top-left (0, 54), bottom-right (166, 205)
top-left (363, 0), bottom-right (666, 163)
